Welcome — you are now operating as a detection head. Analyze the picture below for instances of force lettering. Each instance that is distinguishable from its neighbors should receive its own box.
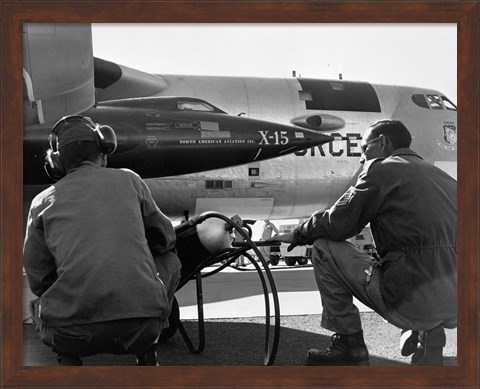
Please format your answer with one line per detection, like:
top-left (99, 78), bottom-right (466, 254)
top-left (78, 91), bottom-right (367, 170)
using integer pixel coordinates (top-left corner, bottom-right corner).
top-left (295, 133), bottom-right (362, 158)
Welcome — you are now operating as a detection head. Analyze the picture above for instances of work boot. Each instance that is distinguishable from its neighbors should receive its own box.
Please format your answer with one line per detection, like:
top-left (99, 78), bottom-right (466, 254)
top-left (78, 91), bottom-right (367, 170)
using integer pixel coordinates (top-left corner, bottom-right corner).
top-left (56, 353), bottom-right (83, 366)
top-left (306, 331), bottom-right (370, 366)
top-left (137, 345), bottom-right (158, 366)
top-left (400, 330), bottom-right (419, 356)
top-left (411, 327), bottom-right (446, 366)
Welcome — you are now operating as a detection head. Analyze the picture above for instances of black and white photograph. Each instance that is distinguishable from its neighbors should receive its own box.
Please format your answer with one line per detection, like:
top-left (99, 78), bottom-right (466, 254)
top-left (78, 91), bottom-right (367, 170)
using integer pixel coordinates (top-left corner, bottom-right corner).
top-left (22, 23), bottom-right (457, 368)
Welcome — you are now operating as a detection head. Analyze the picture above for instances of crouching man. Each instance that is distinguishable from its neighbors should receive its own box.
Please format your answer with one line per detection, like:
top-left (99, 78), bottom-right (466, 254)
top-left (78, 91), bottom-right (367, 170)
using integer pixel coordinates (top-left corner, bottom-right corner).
top-left (269, 120), bottom-right (456, 366)
top-left (24, 115), bottom-right (181, 365)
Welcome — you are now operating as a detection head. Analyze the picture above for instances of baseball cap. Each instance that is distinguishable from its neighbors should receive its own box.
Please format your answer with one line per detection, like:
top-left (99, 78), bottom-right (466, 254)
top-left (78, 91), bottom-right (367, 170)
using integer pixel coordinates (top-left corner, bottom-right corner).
top-left (51, 115), bottom-right (98, 150)
top-left (57, 122), bottom-right (98, 149)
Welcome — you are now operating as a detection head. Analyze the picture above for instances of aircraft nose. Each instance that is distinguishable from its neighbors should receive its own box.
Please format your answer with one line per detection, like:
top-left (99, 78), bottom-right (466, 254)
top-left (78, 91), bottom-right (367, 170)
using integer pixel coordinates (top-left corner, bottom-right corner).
top-left (276, 127), bottom-right (333, 149)
top-left (81, 104), bottom-right (335, 179)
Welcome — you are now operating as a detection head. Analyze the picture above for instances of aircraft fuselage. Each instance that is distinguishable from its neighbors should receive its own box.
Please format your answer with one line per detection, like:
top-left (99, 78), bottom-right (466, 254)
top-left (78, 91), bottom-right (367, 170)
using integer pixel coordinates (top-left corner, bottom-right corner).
top-left (137, 75), bottom-right (457, 220)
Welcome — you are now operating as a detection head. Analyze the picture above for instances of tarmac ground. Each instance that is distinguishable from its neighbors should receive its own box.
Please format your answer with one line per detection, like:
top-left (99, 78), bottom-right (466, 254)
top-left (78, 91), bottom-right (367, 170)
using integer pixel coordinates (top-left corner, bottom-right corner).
top-left (24, 313), bottom-right (457, 367)
top-left (23, 262), bottom-right (457, 367)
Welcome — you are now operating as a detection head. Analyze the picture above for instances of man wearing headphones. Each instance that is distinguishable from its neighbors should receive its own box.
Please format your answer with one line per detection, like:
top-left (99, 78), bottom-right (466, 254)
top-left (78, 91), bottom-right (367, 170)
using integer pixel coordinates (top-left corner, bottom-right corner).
top-left (24, 115), bottom-right (181, 366)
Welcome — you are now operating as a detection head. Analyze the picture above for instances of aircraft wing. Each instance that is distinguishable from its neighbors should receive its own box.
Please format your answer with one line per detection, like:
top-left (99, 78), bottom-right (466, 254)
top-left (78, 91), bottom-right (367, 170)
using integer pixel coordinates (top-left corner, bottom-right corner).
top-left (23, 24), bottom-right (95, 125)
top-left (23, 24), bottom-right (168, 127)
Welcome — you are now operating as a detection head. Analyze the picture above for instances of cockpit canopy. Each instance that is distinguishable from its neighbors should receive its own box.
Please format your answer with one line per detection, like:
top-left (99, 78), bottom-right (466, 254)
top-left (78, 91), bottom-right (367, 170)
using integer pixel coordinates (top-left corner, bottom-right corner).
top-left (98, 96), bottom-right (227, 113)
top-left (412, 94), bottom-right (456, 111)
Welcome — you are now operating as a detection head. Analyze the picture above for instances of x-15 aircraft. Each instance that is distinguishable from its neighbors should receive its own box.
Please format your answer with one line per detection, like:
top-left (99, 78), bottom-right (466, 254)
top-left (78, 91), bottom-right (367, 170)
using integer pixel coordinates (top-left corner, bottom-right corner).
top-left (25, 96), bottom-right (331, 186)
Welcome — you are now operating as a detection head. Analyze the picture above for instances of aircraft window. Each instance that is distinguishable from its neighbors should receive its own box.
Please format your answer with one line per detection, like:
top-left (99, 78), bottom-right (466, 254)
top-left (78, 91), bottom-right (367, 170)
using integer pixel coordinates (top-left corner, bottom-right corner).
top-left (412, 94), bottom-right (429, 109)
top-left (299, 90), bottom-right (313, 101)
top-left (442, 96), bottom-right (457, 111)
top-left (427, 94), bottom-right (444, 110)
top-left (178, 101), bottom-right (215, 112)
top-left (249, 168), bottom-right (260, 177)
top-left (205, 180), bottom-right (233, 189)
top-left (330, 82), bottom-right (345, 91)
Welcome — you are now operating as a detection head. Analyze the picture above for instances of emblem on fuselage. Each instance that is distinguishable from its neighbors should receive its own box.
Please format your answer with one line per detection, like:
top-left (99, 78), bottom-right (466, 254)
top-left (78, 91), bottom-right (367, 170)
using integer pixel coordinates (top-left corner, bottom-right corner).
top-left (436, 123), bottom-right (457, 150)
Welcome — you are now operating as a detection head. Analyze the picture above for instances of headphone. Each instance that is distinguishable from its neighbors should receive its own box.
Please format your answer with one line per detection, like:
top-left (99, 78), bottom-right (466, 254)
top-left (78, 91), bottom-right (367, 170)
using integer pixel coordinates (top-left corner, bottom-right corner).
top-left (44, 115), bottom-right (117, 181)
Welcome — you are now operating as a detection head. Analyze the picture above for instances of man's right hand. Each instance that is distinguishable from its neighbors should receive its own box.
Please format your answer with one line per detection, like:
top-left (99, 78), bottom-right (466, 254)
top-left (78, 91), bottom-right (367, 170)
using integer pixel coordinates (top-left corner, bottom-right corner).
top-left (266, 232), bottom-right (297, 252)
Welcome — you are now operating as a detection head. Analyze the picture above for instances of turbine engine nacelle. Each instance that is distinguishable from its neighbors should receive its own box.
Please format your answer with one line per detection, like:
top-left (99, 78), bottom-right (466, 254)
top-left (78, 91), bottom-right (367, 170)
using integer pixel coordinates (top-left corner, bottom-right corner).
top-left (290, 114), bottom-right (346, 132)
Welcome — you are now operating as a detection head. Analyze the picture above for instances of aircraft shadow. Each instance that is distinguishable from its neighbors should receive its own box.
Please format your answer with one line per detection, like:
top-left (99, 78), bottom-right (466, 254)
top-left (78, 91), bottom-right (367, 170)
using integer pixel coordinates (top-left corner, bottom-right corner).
top-left (155, 320), bottom-right (406, 366)
top-left (154, 320), bottom-right (454, 367)
top-left (23, 316), bottom-right (457, 367)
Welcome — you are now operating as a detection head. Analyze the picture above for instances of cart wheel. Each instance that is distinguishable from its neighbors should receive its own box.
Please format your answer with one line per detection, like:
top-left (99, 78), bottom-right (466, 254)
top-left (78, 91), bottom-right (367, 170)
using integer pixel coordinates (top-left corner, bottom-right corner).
top-left (158, 297), bottom-right (180, 342)
top-left (269, 255), bottom-right (280, 266)
top-left (285, 257), bottom-right (297, 266)
top-left (297, 257), bottom-right (308, 266)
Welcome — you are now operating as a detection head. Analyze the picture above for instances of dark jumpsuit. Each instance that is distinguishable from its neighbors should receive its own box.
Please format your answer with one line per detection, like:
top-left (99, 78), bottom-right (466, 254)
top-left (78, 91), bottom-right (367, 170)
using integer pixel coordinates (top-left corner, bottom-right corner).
top-left (24, 162), bottom-right (181, 356)
top-left (293, 148), bottom-right (456, 333)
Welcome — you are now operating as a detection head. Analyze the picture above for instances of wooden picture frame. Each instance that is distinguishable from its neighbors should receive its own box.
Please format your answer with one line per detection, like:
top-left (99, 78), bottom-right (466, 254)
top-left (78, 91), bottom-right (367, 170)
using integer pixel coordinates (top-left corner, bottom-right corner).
top-left (1, 1), bottom-right (478, 388)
